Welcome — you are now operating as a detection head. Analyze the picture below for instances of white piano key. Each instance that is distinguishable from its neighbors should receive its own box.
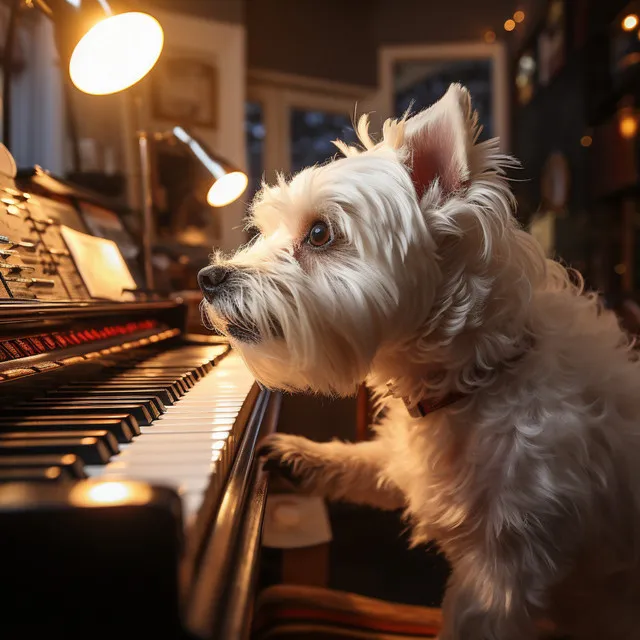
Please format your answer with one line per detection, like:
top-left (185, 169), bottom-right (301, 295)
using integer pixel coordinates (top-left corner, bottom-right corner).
top-left (140, 425), bottom-right (234, 435)
top-left (183, 492), bottom-right (206, 521)
top-left (152, 418), bottom-right (237, 427)
top-left (104, 458), bottom-right (221, 473)
top-left (117, 441), bottom-right (229, 455)
top-left (156, 412), bottom-right (239, 420)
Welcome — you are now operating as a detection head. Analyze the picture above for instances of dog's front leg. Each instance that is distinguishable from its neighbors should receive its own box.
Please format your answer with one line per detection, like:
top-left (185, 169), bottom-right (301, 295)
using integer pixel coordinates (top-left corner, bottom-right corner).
top-left (258, 434), bottom-right (404, 510)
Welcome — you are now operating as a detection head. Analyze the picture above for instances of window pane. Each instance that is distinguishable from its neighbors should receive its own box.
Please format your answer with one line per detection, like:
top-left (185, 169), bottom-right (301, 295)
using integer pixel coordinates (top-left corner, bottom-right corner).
top-left (245, 101), bottom-right (265, 203)
top-left (393, 59), bottom-right (493, 141)
top-left (290, 109), bottom-right (358, 173)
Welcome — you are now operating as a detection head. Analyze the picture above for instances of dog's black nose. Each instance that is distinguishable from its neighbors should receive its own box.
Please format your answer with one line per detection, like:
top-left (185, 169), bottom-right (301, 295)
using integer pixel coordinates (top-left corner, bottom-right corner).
top-left (198, 265), bottom-right (230, 301)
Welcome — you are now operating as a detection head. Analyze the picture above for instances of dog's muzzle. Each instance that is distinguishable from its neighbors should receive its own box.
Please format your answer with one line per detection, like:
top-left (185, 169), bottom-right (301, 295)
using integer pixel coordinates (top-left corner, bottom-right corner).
top-left (198, 265), bottom-right (231, 303)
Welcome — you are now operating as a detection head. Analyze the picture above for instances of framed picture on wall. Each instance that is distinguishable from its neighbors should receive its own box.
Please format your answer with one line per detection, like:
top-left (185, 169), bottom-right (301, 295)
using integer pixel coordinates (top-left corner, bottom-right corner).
top-left (150, 52), bottom-right (218, 128)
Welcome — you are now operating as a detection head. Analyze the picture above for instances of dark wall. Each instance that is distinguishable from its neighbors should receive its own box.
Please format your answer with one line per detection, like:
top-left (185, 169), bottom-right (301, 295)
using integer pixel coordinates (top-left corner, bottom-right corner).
top-left (247, 0), bottom-right (517, 87)
top-left (246, 0), bottom-right (377, 86)
top-left (371, 0), bottom-right (516, 46)
top-left (138, 0), bottom-right (245, 24)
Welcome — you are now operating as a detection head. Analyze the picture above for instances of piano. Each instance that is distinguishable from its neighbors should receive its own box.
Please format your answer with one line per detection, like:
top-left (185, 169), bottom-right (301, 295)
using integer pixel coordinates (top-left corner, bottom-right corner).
top-left (0, 156), bottom-right (279, 639)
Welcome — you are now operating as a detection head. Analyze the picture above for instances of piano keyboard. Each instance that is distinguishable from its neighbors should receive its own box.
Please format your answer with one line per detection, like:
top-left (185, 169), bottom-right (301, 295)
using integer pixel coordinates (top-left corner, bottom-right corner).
top-left (0, 341), bottom-right (258, 525)
top-left (87, 349), bottom-right (255, 523)
top-left (0, 150), bottom-right (279, 636)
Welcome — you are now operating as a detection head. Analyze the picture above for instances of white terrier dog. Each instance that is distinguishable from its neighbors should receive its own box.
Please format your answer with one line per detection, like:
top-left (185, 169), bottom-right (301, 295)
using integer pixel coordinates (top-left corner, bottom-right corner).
top-left (198, 84), bottom-right (640, 639)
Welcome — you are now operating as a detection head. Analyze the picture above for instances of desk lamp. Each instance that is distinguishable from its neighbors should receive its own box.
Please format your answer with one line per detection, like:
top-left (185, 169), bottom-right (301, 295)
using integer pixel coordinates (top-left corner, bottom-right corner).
top-left (4, 0), bottom-right (248, 290)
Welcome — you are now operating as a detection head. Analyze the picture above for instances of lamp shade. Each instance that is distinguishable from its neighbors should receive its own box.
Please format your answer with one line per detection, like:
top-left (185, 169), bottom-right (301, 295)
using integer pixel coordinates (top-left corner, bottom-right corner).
top-left (50, 0), bottom-right (164, 96)
top-left (171, 127), bottom-right (248, 207)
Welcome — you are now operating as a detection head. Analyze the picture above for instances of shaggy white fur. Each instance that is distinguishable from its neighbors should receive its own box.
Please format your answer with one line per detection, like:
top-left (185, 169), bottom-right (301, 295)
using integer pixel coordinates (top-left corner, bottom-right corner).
top-left (199, 84), bottom-right (640, 639)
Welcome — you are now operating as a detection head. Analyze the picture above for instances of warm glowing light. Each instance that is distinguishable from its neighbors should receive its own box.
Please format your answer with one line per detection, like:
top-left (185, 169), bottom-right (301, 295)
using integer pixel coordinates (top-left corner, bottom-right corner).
top-left (504, 19), bottom-right (516, 32)
top-left (615, 263), bottom-right (627, 274)
top-left (514, 10), bottom-right (525, 23)
top-left (619, 112), bottom-right (638, 139)
top-left (622, 14), bottom-right (639, 31)
top-left (484, 30), bottom-right (496, 43)
top-left (70, 12), bottom-right (164, 96)
top-left (87, 482), bottom-right (130, 503)
top-left (580, 135), bottom-right (592, 147)
top-left (207, 171), bottom-right (248, 207)
top-left (70, 480), bottom-right (152, 506)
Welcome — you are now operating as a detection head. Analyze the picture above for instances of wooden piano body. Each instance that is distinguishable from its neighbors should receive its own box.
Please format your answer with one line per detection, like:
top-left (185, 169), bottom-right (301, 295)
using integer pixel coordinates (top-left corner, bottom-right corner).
top-left (0, 165), bottom-right (277, 638)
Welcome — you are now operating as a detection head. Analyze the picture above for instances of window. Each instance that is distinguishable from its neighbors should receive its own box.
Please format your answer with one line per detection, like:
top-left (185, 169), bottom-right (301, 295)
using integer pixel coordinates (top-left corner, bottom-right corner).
top-left (394, 59), bottom-right (493, 141)
top-left (379, 42), bottom-right (509, 151)
top-left (245, 101), bottom-right (265, 205)
top-left (290, 108), bottom-right (358, 172)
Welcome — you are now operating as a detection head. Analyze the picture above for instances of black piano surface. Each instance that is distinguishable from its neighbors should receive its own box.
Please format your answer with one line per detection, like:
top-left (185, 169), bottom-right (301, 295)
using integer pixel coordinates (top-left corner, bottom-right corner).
top-left (0, 171), bottom-right (279, 638)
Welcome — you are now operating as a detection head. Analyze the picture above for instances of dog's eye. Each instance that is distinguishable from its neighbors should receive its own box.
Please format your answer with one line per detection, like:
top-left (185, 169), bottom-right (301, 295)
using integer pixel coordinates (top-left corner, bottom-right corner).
top-left (307, 221), bottom-right (332, 247)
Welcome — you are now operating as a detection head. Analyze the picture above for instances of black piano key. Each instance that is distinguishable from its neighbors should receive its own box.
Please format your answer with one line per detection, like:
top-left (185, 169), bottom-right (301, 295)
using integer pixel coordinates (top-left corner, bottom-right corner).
top-left (24, 400), bottom-right (153, 427)
top-left (0, 467), bottom-right (66, 483)
top-left (130, 363), bottom-right (207, 379)
top-left (0, 430), bottom-right (119, 457)
top-left (137, 371), bottom-right (196, 386)
top-left (0, 454), bottom-right (86, 479)
top-left (114, 372), bottom-right (196, 389)
top-left (62, 383), bottom-right (179, 404)
top-left (0, 416), bottom-right (135, 443)
top-left (109, 376), bottom-right (190, 394)
top-left (0, 437), bottom-right (111, 465)
top-left (107, 375), bottom-right (188, 389)
top-left (46, 392), bottom-right (165, 416)
top-left (121, 378), bottom-right (191, 395)
top-left (122, 367), bottom-right (196, 376)
top-left (5, 407), bottom-right (140, 436)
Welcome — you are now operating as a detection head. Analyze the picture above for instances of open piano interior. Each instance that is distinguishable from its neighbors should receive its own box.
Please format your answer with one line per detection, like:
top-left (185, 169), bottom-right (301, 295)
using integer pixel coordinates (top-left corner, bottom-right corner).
top-left (0, 151), bottom-right (278, 639)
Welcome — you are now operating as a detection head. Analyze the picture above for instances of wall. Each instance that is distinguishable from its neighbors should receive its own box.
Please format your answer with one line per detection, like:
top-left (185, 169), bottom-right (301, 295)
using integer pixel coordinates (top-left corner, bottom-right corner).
top-left (372, 0), bottom-right (519, 47)
top-left (246, 0), bottom-right (377, 86)
top-left (140, 0), bottom-right (245, 24)
top-left (247, 0), bottom-right (517, 87)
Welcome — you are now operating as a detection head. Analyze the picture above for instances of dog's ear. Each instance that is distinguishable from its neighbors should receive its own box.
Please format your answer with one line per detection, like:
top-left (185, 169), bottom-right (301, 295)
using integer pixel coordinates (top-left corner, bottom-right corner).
top-left (402, 83), bottom-right (473, 200)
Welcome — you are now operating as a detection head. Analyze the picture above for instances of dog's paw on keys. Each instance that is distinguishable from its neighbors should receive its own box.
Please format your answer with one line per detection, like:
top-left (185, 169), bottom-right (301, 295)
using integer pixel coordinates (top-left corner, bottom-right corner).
top-left (260, 453), bottom-right (302, 486)
top-left (256, 434), bottom-right (318, 488)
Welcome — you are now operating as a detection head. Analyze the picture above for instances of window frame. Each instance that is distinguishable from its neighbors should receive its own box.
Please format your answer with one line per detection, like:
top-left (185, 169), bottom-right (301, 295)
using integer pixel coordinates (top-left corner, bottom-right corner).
top-left (378, 41), bottom-right (510, 152)
top-left (247, 69), bottom-right (375, 179)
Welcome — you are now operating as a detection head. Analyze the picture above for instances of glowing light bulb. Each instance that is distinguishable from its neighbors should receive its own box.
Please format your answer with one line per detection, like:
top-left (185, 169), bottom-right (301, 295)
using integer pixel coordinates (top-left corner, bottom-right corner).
top-left (619, 111), bottom-right (638, 139)
top-left (207, 172), bottom-right (248, 207)
top-left (514, 10), bottom-right (525, 23)
top-left (70, 12), bottom-right (164, 96)
top-left (622, 14), bottom-right (639, 31)
top-left (504, 19), bottom-right (516, 32)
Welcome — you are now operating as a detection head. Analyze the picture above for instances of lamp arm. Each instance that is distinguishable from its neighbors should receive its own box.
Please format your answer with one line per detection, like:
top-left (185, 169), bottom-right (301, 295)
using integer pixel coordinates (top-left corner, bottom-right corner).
top-left (137, 129), bottom-right (154, 291)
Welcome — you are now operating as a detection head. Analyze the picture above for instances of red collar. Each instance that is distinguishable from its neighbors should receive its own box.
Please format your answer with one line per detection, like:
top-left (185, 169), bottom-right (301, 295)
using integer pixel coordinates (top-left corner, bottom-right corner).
top-left (404, 391), bottom-right (467, 418)
top-left (402, 340), bottom-right (533, 419)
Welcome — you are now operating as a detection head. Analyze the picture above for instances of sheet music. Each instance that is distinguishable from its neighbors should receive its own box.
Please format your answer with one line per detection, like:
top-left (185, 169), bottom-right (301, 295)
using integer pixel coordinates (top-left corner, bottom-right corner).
top-left (60, 225), bottom-right (137, 301)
